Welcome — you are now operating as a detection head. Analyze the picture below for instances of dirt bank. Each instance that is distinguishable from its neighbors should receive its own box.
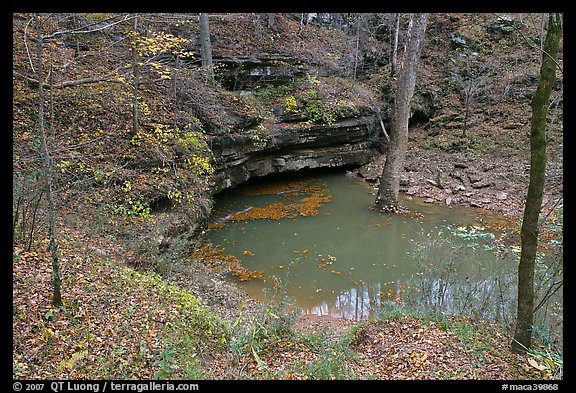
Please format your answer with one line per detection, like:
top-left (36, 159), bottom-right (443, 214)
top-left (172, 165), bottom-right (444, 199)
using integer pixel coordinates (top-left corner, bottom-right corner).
top-left (354, 126), bottom-right (563, 221)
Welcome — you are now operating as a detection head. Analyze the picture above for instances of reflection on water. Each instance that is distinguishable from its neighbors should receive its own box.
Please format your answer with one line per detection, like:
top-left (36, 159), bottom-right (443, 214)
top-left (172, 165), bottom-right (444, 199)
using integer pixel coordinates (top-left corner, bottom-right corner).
top-left (305, 280), bottom-right (406, 320)
top-left (205, 169), bottom-right (561, 344)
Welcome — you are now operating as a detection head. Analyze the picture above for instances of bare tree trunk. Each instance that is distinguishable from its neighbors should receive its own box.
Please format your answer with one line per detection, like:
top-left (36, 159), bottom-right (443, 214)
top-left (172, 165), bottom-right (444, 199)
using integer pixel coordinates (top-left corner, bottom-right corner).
top-left (199, 13), bottom-right (214, 84)
top-left (512, 13), bottom-right (562, 353)
top-left (72, 14), bottom-right (80, 57)
top-left (266, 13), bottom-right (277, 32)
top-left (26, 189), bottom-right (44, 252)
top-left (391, 13), bottom-right (400, 76)
top-left (539, 13), bottom-right (547, 53)
top-left (300, 13), bottom-right (308, 28)
top-left (353, 14), bottom-right (361, 82)
top-left (34, 14), bottom-right (62, 307)
top-left (49, 64), bottom-right (55, 138)
top-left (130, 15), bottom-right (140, 138)
top-left (375, 13), bottom-right (428, 212)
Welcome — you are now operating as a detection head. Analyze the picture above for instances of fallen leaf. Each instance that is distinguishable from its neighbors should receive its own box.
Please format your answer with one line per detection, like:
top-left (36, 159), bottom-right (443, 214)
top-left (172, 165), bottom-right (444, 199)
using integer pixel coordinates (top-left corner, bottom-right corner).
top-left (527, 357), bottom-right (547, 371)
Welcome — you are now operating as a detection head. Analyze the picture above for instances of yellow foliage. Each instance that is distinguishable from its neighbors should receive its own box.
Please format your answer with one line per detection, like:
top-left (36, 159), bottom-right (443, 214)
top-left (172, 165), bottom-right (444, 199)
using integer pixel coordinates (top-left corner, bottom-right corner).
top-left (57, 350), bottom-right (88, 373)
top-left (133, 31), bottom-right (188, 57)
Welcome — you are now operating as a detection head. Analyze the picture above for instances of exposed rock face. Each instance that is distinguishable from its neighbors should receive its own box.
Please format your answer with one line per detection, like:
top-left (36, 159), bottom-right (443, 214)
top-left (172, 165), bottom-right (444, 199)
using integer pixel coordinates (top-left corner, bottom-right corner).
top-left (209, 115), bottom-right (381, 192)
top-left (214, 54), bottom-right (307, 91)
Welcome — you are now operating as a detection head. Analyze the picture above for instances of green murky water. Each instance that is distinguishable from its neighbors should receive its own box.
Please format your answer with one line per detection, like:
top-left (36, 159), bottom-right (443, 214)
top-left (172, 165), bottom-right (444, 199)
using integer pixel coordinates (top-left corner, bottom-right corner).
top-left (205, 169), bottom-right (559, 327)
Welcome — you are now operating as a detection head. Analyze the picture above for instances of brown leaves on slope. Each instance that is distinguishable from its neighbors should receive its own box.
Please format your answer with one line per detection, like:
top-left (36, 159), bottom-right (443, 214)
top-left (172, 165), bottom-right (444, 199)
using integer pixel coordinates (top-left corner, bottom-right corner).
top-left (225, 312), bottom-right (538, 380)
top-left (12, 231), bottom-right (224, 379)
top-left (13, 242), bottom-right (159, 379)
top-left (352, 316), bottom-right (530, 380)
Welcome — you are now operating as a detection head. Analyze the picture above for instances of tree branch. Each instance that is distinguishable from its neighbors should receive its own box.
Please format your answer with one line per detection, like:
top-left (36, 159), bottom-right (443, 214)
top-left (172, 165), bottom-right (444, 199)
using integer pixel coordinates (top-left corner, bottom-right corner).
top-left (13, 70), bottom-right (123, 89)
top-left (375, 109), bottom-right (390, 142)
top-left (41, 13), bottom-right (133, 40)
top-left (533, 279), bottom-right (563, 314)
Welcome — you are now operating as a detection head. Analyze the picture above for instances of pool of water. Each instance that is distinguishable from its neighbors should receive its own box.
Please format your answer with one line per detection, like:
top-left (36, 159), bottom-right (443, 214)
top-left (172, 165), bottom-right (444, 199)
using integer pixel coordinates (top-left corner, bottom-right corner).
top-left (204, 169), bottom-right (525, 320)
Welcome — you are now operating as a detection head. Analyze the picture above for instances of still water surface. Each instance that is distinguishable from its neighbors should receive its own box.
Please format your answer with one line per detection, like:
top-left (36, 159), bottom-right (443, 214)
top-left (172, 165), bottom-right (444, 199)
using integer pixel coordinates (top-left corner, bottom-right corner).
top-left (206, 169), bottom-right (515, 320)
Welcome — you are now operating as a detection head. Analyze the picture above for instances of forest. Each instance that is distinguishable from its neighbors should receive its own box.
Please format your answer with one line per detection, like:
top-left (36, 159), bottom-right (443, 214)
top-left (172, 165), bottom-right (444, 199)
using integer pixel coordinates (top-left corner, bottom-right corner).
top-left (13, 13), bottom-right (563, 381)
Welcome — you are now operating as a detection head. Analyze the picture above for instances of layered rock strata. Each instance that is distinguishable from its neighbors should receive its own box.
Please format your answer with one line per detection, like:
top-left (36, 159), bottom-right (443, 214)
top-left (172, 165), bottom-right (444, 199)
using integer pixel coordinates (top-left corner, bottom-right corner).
top-left (209, 115), bottom-right (380, 192)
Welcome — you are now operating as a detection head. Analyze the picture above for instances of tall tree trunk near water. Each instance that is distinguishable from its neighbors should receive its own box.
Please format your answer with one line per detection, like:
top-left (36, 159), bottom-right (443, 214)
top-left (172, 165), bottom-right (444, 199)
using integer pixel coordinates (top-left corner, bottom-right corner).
top-left (199, 13), bottom-right (214, 84)
top-left (512, 13), bottom-right (562, 353)
top-left (34, 14), bottom-right (62, 307)
top-left (375, 13), bottom-right (427, 212)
